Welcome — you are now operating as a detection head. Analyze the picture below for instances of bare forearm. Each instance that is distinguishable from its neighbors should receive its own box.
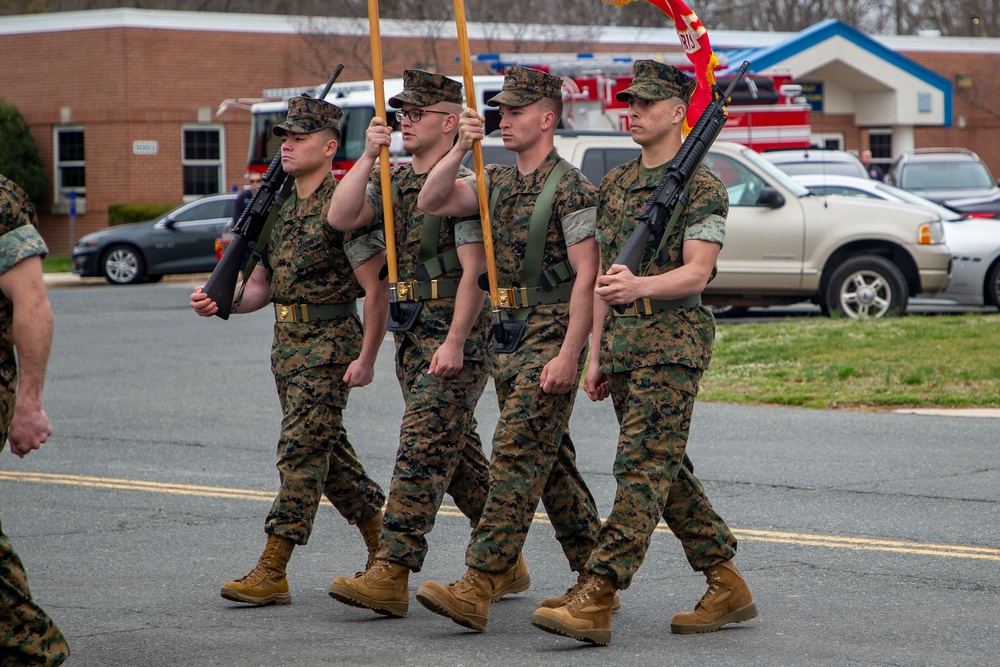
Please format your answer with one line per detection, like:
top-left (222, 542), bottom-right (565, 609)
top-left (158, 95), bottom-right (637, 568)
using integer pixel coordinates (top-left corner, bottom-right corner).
top-left (561, 277), bottom-right (595, 360)
top-left (328, 155), bottom-right (376, 231)
top-left (418, 144), bottom-right (471, 216)
top-left (12, 296), bottom-right (53, 405)
top-left (359, 286), bottom-right (388, 364)
top-left (233, 266), bottom-right (272, 313)
top-left (445, 273), bottom-right (487, 348)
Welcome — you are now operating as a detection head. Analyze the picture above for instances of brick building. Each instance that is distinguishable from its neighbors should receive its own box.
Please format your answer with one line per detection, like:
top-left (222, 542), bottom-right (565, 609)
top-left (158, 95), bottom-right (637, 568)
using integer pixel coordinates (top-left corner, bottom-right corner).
top-left (1, 8), bottom-right (998, 255)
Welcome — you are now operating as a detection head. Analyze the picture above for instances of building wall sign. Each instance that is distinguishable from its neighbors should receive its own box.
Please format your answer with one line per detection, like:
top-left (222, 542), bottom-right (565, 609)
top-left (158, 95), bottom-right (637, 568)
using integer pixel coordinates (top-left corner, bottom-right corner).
top-left (133, 140), bottom-right (159, 156)
top-left (798, 81), bottom-right (824, 111)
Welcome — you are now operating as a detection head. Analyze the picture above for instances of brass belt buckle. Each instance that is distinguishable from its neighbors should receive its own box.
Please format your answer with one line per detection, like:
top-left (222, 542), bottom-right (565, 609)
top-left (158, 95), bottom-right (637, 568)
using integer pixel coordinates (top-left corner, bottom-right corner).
top-left (276, 304), bottom-right (307, 322)
top-left (430, 280), bottom-right (439, 300)
top-left (394, 281), bottom-right (413, 302)
top-left (496, 287), bottom-right (516, 309)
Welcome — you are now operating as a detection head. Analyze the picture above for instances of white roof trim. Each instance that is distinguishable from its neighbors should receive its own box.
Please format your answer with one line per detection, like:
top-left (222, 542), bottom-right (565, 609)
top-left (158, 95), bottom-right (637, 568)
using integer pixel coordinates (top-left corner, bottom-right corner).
top-left (3, 8), bottom-right (1000, 54)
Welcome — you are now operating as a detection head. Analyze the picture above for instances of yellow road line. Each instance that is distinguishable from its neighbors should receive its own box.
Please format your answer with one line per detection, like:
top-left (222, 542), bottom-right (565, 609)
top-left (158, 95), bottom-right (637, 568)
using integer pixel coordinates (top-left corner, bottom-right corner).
top-left (3, 470), bottom-right (998, 562)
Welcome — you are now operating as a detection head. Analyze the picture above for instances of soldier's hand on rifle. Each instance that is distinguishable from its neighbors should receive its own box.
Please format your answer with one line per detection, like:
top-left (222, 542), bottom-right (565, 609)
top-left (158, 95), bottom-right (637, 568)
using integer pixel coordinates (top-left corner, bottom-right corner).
top-left (190, 286), bottom-right (219, 317)
top-left (364, 117), bottom-right (392, 161)
top-left (595, 264), bottom-right (643, 306)
top-left (456, 108), bottom-right (484, 152)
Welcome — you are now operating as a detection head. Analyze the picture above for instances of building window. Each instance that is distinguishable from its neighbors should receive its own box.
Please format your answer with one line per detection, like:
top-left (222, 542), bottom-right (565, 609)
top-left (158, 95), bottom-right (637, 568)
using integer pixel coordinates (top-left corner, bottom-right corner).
top-left (54, 126), bottom-right (85, 198)
top-left (182, 126), bottom-right (224, 197)
top-left (869, 130), bottom-right (893, 169)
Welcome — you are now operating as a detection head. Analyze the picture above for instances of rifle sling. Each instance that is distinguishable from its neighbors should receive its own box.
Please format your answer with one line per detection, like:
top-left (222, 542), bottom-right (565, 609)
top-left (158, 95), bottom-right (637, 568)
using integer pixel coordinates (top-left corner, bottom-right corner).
top-left (235, 175), bottom-right (295, 308)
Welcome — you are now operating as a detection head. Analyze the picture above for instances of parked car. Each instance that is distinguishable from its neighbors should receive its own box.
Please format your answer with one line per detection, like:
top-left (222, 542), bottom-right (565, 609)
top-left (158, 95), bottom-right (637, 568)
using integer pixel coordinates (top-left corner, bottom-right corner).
top-left (885, 147), bottom-right (1000, 207)
top-left (795, 174), bottom-right (1000, 307)
top-left (466, 134), bottom-right (952, 318)
top-left (760, 148), bottom-right (869, 179)
top-left (72, 194), bottom-right (237, 285)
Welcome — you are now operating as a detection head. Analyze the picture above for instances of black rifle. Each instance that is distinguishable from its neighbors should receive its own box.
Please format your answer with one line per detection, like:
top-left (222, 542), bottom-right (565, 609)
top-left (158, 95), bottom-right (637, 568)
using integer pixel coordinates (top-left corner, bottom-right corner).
top-left (611, 60), bottom-right (750, 313)
top-left (203, 64), bottom-right (345, 319)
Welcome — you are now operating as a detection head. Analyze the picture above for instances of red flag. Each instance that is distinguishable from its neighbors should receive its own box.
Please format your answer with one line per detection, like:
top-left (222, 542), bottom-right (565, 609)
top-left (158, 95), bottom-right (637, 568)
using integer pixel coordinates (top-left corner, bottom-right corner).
top-left (604, 0), bottom-right (720, 133)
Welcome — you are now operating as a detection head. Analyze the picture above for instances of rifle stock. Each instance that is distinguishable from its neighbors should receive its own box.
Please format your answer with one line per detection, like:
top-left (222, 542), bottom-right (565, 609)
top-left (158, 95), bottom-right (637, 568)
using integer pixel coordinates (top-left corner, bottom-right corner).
top-left (202, 152), bottom-right (286, 320)
top-left (611, 61), bottom-right (750, 312)
top-left (201, 65), bottom-right (344, 320)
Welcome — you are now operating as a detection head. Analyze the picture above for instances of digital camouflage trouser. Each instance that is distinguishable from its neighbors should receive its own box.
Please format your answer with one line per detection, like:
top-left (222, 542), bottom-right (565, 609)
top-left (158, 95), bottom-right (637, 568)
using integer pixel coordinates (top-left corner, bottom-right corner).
top-left (0, 525), bottom-right (69, 667)
top-left (586, 363), bottom-right (737, 590)
top-left (265, 364), bottom-right (385, 545)
top-left (466, 364), bottom-right (601, 575)
top-left (376, 334), bottom-right (490, 572)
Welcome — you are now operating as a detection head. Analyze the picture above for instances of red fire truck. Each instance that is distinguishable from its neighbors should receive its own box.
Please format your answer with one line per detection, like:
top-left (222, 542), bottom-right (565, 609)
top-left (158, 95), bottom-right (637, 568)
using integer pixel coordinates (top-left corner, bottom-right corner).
top-left (473, 52), bottom-right (812, 151)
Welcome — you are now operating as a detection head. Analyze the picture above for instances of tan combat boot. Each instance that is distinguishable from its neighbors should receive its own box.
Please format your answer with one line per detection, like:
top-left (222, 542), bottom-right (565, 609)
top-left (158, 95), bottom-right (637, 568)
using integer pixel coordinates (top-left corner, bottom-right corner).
top-left (538, 571), bottom-right (622, 612)
top-left (416, 568), bottom-right (498, 631)
top-left (328, 559), bottom-right (410, 617)
top-left (220, 534), bottom-right (295, 606)
top-left (670, 559), bottom-right (758, 634)
top-left (356, 510), bottom-right (383, 570)
top-left (488, 552), bottom-right (530, 602)
top-left (530, 573), bottom-right (616, 646)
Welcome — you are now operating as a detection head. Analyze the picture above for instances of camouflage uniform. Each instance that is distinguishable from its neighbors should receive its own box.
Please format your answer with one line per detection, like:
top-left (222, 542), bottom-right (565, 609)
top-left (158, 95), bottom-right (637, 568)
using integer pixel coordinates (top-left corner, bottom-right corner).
top-left (0, 176), bottom-right (69, 666)
top-left (584, 66), bottom-right (738, 588)
top-left (461, 70), bottom-right (603, 573)
top-left (261, 166), bottom-right (385, 546)
top-left (363, 83), bottom-right (490, 569)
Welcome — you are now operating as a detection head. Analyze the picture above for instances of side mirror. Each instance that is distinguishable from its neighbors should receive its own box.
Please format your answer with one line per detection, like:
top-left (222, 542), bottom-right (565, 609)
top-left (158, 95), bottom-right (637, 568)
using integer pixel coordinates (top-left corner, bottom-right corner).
top-left (758, 187), bottom-right (785, 208)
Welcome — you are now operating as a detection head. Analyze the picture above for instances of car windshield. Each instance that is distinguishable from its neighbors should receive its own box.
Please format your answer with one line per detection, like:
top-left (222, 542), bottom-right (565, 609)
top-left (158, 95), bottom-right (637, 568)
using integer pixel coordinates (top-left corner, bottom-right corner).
top-left (741, 149), bottom-right (811, 197)
top-left (873, 183), bottom-right (965, 221)
top-left (900, 161), bottom-right (995, 190)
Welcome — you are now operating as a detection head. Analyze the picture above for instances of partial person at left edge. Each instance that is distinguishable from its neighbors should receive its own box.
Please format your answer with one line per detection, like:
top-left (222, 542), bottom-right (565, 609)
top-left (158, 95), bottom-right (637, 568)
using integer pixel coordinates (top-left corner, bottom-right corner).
top-left (0, 174), bottom-right (70, 666)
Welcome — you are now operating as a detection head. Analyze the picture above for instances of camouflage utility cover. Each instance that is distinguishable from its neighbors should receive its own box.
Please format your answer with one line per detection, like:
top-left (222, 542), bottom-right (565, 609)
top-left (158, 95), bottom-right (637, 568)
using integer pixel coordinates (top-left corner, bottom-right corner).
top-left (0, 177), bottom-right (47, 442)
top-left (273, 96), bottom-right (343, 136)
top-left (463, 150), bottom-right (597, 381)
top-left (365, 162), bottom-right (489, 362)
top-left (487, 65), bottom-right (562, 107)
top-left (388, 70), bottom-right (463, 108)
top-left (596, 159), bottom-right (727, 374)
top-left (616, 60), bottom-right (696, 104)
top-left (265, 172), bottom-right (379, 378)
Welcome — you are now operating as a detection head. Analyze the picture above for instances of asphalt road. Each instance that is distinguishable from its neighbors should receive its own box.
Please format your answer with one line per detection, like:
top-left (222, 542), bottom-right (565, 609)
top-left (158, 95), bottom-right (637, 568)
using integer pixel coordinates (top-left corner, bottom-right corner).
top-left (2, 281), bottom-right (998, 666)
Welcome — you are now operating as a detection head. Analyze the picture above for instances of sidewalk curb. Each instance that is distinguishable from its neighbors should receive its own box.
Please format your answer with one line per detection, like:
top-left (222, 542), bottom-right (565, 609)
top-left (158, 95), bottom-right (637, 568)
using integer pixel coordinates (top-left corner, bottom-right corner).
top-left (43, 273), bottom-right (211, 288)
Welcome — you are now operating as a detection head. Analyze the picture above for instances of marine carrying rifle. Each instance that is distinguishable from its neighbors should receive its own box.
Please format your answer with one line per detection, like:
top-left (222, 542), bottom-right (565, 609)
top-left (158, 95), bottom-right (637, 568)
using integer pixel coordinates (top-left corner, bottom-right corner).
top-left (203, 65), bottom-right (345, 319)
top-left (611, 60), bottom-right (750, 314)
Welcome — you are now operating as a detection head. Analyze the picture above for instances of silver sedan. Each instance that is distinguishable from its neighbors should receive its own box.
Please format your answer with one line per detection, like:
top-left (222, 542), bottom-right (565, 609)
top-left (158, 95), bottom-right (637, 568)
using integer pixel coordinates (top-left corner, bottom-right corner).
top-left (794, 174), bottom-right (1000, 308)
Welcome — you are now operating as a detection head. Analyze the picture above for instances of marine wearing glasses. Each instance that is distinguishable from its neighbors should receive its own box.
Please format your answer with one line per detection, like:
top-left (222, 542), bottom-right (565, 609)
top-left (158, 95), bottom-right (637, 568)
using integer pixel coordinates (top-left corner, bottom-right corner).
top-left (394, 108), bottom-right (451, 123)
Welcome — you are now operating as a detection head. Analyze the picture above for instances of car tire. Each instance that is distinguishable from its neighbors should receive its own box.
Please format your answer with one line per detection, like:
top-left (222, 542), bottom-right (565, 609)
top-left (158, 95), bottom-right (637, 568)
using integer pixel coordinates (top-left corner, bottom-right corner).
top-left (709, 305), bottom-right (750, 318)
top-left (102, 245), bottom-right (145, 285)
top-left (824, 255), bottom-right (907, 319)
top-left (985, 262), bottom-right (1000, 309)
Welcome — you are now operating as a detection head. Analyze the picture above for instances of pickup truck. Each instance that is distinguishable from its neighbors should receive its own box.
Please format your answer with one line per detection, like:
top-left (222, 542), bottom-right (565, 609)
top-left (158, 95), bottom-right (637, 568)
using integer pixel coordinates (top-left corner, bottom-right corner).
top-left (466, 133), bottom-right (952, 318)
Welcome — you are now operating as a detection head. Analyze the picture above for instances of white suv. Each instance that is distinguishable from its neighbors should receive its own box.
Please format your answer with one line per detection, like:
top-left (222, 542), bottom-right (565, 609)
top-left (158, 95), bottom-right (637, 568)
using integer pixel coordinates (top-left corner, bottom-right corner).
top-left (466, 134), bottom-right (952, 318)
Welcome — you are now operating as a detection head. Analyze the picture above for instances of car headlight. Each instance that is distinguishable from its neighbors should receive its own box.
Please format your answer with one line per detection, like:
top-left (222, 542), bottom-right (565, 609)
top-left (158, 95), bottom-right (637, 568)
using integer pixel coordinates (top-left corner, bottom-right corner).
top-left (75, 238), bottom-right (99, 250)
top-left (918, 220), bottom-right (944, 244)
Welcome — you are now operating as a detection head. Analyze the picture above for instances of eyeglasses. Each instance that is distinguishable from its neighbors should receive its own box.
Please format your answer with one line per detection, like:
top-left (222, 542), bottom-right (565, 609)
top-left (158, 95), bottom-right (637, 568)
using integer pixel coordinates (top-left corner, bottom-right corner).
top-left (395, 108), bottom-right (450, 123)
